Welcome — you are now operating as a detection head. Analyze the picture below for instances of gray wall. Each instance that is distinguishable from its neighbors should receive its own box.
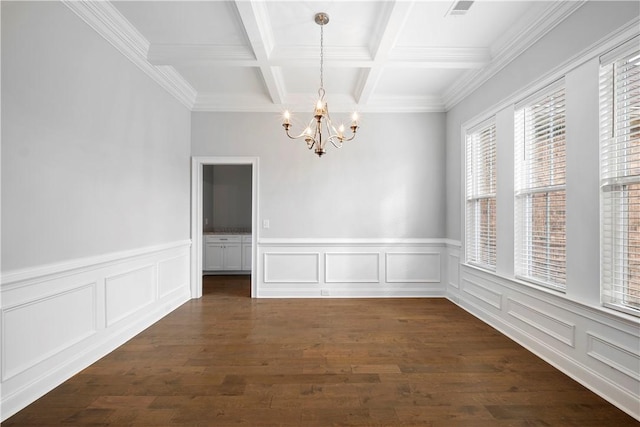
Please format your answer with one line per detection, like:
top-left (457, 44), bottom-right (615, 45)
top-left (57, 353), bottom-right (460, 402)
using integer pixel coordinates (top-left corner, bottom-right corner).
top-left (1, 1), bottom-right (191, 271)
top-left (192, 112), bottom-right (446, 239)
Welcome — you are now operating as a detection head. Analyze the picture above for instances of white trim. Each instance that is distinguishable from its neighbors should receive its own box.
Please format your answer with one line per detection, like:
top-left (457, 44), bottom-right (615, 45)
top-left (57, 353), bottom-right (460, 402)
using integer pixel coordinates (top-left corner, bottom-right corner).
top-left (1, 240), bottom-right (191, 289)
top-left (190, 157), bottom-right (259, 299)
top-left (258, 237), bottom-right (449, 247)
top-left (600, 34), bottom-right (640, 66)
top-left (514, 77), bottom-right (565, 110)
top-left (444, 239), bottom-right (462, 249)
top-left (61, 0), bottom-right (196, 109)
top-left (444, 1), bottom-right (586, 110)
top-left (460, 18), bottom-right (640, 132)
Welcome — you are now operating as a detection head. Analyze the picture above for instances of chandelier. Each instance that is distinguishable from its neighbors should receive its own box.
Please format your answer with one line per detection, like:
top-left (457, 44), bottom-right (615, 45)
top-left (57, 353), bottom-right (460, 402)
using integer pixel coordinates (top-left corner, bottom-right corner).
top-left (282, 12), bottom-right (360, 157)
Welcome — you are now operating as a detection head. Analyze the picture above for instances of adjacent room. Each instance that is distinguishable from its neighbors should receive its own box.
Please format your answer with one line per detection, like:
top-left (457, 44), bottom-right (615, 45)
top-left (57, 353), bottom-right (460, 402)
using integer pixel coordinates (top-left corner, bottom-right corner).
top-left (2, 0), bottom-right (639, 424)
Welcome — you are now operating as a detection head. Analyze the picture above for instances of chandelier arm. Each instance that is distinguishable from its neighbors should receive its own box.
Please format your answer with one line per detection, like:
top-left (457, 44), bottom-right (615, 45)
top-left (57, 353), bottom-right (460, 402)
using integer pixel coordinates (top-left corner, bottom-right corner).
top-left (340, 131), bottom-right (358, 142)
top-left (280, 12), bottom-right (360, 157)
top-left (328, 137), bottom-right (344, 149)
top-left (285, 128), bottom-right (313, 141)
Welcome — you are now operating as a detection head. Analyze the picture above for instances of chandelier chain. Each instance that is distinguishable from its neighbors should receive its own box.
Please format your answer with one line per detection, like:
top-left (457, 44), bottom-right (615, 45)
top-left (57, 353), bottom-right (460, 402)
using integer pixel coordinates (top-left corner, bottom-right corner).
top-left (320, 23), bottom-right (324, 91)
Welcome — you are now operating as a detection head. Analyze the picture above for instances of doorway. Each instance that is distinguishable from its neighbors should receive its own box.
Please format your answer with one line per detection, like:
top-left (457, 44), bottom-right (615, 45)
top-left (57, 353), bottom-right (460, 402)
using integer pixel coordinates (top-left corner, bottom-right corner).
top-left (191, 156), bottom-right (259, 299)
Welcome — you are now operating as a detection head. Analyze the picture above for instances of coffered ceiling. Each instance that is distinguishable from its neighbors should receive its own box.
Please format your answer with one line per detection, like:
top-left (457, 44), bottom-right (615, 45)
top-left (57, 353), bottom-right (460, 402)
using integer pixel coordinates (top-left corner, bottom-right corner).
top-left (64, 1), bottom-right (586, 112)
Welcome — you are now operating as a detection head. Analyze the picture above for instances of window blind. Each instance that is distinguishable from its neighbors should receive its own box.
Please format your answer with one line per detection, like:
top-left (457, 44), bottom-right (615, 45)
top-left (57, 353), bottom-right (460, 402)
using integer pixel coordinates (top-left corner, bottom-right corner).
top-left (515, 83), bottom-right (566, 289)
top-left (466, 119), bottom-right (497, 269)
top-left (600, 39), bottom-right (640, 316)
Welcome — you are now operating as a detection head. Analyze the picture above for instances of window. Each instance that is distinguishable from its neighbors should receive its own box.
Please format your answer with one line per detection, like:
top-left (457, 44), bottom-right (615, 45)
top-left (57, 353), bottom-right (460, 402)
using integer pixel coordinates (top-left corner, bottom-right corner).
top-left (515, 82), bottom-right (566, 290)
top-left (466, 119), bottom-right (497, 269)
top-left (600, 39), bottom-right (640, 316)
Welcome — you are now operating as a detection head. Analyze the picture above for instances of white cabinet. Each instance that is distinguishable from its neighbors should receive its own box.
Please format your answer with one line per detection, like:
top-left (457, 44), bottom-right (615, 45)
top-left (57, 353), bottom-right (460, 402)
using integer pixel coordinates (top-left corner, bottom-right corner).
top-left (204, 235), bottom-right (242, 271)
top-left (204, 242), bottom-right (224, 270)
top-left (242, 235), bottom-right (252, 271)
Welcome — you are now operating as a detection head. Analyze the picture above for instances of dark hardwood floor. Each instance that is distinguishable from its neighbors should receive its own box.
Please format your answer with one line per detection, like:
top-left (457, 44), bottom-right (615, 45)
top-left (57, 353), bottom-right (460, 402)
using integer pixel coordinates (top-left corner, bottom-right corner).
top-left (4, 275), bottom-right (637, 426)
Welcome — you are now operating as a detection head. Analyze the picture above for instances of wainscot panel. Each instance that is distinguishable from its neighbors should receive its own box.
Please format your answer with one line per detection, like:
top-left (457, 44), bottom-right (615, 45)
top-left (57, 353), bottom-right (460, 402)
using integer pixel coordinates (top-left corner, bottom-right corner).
top-left (0, 241), bottom-right (191, 421)
top-left (105, 265), bottom-right (156, 326)
top-left (2, 283), bottom-right (96, 381)
top-left (158, 255), bottom-right (190, 298)
top-left (257, 239), bottom-right (448, 298)
top-left (263, 252), bottom-right (320, 284)
top-left (386, 252), bottom-right (440, 283)
top-left (444, 247), bottom-right (640, 422)
top-left (325, 252), bottom-right (380, 283)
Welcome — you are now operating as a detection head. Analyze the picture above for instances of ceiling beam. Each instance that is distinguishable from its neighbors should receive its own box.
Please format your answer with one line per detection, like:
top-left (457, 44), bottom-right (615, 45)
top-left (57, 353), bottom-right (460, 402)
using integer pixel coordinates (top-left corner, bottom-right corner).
top-left (355, 0), bottom-right (415, 105)
top-left (234, 0), bottom-right (284, 105)
top-left (147, 44), bottom-right (489, 69)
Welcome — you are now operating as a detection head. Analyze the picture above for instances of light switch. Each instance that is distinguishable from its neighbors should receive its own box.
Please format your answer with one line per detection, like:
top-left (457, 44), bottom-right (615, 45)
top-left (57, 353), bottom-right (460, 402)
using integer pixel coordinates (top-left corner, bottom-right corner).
top-left (263, 219), bottom-right (270, 229)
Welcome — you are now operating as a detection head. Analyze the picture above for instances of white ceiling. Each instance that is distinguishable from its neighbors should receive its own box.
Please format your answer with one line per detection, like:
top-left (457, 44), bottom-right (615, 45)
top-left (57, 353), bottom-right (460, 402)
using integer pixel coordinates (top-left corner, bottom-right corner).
top-left (77, 1), bottom-right (586, 113)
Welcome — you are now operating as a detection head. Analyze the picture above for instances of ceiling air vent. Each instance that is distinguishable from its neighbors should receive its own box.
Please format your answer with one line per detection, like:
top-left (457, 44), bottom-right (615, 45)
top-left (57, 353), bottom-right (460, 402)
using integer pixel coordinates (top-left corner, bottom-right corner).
top-left (446, 0), bottom-right (474, 16)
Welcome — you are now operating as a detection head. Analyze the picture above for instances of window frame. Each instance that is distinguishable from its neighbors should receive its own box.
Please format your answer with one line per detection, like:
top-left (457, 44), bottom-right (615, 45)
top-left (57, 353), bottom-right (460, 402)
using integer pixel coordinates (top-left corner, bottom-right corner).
top-left (599, 37), bottom-right (640, 317)
top-left (514, 80), bottom-right (567, 291)
top-left (465, 118), bottom-right (497, 271)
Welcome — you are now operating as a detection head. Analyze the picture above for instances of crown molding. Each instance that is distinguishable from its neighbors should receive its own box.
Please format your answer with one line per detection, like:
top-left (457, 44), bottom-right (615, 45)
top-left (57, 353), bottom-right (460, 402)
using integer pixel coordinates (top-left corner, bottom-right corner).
top-left (147, 44), bottom-right (256, 66)
top-left (62, 0), bottom-right (197, 109)
top-left (389, 47), bottom-right (491, 68)
top-left (443, 0), bottom-right (586, 110)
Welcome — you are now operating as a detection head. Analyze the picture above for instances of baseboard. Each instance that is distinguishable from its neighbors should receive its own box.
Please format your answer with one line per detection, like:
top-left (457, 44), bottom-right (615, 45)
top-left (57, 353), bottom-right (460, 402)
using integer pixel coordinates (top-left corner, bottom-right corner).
top-left (444, 254), bottom-right (640, 422)
top-left (0, 241), bottom-right (191, 421)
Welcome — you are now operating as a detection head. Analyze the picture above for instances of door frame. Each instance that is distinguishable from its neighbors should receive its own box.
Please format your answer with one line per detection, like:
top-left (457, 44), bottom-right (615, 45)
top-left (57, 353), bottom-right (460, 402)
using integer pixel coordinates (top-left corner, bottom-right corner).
top-left (190, 156), bottom-right (259, 298)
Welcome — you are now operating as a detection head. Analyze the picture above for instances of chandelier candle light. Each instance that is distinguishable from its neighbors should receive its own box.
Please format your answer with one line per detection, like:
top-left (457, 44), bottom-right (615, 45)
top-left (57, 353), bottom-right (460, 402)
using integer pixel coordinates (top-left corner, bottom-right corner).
top-left (282, 12), bottom-right (360, 157)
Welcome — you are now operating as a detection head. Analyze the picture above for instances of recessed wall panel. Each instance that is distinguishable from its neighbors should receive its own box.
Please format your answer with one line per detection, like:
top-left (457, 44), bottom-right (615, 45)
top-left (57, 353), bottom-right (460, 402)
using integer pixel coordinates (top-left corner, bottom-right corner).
top-left (386, 252), bottom-right (440, 283)
top-left (2, 283), bottom-right (96, 380)
top-left (587, 333), bottom-right (640, 381)
top-left (158, 255), bottom-right (189, 298)
top-left (105, 265), bottom-right (155, 326)
top-left (325, 252), bottom-right (379, 283)
top-left (507, 298), bottom-right (575, 347)
top-left (264, 253), bottom-right (319, 283)
top-left (448, 253), bottom-right (460, 288)
top-left (461, 276), bottom-right (502, 309)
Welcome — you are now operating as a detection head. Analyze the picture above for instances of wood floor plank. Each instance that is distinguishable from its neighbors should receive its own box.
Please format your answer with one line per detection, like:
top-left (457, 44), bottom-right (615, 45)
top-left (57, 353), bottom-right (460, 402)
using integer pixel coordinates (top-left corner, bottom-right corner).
top-left (3, 275), bottom-right (638, 426)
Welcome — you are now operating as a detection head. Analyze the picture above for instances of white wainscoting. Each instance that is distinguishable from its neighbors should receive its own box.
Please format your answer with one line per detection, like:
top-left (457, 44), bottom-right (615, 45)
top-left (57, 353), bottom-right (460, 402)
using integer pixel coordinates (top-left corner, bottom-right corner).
top-left (444, 241), bottom-right (640, 421)
top-left (257, 239), bottom-right (447, 298)
top-left (0, 240), bottom-right (191, 421)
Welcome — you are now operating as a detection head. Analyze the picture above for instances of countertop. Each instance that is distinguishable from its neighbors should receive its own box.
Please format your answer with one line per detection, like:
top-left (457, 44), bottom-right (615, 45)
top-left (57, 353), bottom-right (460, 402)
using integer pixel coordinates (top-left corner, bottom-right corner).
top-left (204, 228), bottom-right (251, 235)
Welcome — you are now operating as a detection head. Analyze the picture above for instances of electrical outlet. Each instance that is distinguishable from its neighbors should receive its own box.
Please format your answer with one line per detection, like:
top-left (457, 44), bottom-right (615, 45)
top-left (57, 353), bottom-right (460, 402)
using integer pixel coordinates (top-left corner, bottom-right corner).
top-left (321, 289), bottom-right (329, 296)
top-left (263, 219), bottom-right (270, 229)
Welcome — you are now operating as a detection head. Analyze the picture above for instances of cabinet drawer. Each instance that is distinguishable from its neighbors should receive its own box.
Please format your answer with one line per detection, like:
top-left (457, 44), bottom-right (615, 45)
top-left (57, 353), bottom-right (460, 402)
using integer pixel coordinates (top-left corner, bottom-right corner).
top-left (205, 235), bottom-right (241, 243)
top-left (242, 235), bottom-right (252, 243)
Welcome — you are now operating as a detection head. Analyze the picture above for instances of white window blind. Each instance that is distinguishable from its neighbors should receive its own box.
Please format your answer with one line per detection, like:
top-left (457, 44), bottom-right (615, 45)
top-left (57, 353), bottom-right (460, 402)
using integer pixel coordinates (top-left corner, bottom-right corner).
top-left (600, 38), bottom-right (640, 316)
top-left (515, 82), bottom-right (566, 290)
top-left (465, 119), bottom-right (497, 269)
